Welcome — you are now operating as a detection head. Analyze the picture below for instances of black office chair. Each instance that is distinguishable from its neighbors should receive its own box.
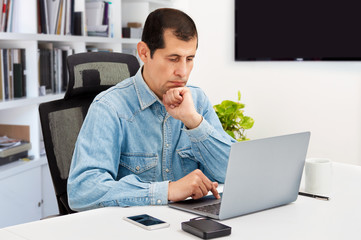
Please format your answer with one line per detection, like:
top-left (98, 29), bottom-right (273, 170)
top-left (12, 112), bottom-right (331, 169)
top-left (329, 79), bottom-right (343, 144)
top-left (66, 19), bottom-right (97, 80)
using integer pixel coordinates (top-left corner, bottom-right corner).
top-left (39, 52), bottom-right (140, 215)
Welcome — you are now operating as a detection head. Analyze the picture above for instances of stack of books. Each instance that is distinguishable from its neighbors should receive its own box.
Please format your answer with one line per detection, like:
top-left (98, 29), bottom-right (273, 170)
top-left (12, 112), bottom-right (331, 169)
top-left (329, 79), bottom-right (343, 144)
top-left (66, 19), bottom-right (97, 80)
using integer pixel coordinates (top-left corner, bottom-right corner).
top-left (38, 0), bottom-right (87, 36)
top-left (122, 22), bottom-right (143, 39)
top-left (38, 43), bottom-right (74, 95)
top-left (0, 48), bottom-right (27, 101)
top-left (0, 136), bottom-right (31, 166)
top-left (86, 1), bottom-right (112, 37)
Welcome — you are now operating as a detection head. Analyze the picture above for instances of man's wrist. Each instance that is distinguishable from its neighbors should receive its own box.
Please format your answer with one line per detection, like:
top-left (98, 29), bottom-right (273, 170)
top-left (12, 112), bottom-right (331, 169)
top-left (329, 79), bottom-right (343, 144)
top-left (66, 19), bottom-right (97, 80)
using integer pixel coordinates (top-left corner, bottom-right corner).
top-left (184, 113), bottom-right (203, 129)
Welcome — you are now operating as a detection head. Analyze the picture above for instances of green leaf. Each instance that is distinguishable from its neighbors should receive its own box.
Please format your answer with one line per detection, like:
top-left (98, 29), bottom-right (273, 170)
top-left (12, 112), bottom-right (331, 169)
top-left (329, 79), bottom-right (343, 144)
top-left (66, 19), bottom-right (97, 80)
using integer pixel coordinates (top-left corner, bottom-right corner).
top-left (236, 102), bottom-right (245, 109)
top-left (241, 116), bottom-right (255, 129)
top-left (226, 130), bottom-right (235, 139)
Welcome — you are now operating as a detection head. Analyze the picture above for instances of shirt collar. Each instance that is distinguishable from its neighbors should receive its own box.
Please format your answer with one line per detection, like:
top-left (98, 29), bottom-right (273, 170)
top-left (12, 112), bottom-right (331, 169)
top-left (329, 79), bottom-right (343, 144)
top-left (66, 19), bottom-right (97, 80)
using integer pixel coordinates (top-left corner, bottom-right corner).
top-left (134, 67), bottom-right (161, 110)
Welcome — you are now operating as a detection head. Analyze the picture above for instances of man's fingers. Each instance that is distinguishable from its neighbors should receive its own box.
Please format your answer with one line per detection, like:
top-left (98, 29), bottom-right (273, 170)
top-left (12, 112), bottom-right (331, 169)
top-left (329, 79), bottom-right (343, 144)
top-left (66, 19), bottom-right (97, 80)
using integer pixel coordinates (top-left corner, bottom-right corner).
top-left (171, 88), bottom-right (183, 101)
top-left (163, 88), bottom-right (184, 106)
top-left (211, 182), bottom-right (220, 199)
top-left (168, 169), bottom-right (220, 202)
top-left (198, 183), bottom-right (209, 196)
top-left (192, 170), bottom-right (220, 199)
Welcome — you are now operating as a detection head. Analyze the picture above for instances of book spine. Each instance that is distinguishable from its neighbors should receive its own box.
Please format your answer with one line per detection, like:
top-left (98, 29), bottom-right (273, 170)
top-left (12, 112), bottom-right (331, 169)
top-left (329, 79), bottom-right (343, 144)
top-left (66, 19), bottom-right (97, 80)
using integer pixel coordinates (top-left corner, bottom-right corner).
top-left (1, 0), bottom-right (7, 32)
top-left (2, 49), bottom-right (8, 99)
top-left (20, 49), bottom-right (26, 96)
top-left (0, 49), bottom-right (3, 100)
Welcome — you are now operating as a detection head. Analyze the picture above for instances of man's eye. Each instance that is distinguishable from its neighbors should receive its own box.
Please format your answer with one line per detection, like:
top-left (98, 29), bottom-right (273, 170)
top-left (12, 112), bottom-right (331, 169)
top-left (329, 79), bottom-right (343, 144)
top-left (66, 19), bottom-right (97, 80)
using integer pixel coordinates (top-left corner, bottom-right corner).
top-left (169, 58), bottom-right (178, 62)
top-left (187, 58), bottom-right (194, 62)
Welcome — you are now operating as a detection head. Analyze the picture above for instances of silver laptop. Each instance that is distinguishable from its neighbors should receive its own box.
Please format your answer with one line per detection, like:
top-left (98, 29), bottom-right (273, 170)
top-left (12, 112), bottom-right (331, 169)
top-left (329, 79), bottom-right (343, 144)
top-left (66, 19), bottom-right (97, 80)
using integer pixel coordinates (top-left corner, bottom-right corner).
top-left (168, 132), bottom-right (310, 220)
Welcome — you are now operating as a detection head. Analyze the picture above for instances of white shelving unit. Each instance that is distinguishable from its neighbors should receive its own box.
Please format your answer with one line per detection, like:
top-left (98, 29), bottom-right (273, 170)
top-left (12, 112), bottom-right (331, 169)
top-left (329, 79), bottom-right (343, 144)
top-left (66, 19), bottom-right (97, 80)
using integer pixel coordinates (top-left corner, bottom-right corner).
top-left (0, 0), bottom-right (177, 228)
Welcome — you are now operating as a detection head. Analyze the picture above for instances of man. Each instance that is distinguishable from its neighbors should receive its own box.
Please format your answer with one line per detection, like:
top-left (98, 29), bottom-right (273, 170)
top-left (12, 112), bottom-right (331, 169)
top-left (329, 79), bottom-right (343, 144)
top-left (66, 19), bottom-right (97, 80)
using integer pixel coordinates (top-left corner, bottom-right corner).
top-left (67, 8), bottom-right (236, 211)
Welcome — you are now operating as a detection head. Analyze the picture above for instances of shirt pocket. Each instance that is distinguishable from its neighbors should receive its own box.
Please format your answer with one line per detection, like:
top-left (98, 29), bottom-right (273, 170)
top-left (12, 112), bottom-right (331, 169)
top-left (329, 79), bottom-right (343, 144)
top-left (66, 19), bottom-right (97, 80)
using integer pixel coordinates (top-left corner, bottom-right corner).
top-left (177, 147), bottom-right (199, 176)
top-left (119, 152), bottom-right (158, 181)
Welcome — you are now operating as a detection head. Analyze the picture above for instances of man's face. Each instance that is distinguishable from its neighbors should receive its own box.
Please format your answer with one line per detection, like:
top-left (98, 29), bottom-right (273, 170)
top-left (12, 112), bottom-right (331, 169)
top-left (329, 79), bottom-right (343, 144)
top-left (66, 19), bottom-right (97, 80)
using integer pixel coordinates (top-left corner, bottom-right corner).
top-left (141, 29), bottom-right (197, 100)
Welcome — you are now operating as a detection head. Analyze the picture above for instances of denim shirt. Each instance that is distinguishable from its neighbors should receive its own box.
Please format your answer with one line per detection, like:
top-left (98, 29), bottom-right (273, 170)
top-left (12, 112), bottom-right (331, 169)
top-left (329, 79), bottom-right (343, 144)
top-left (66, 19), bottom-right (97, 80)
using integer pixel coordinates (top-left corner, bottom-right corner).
top-left (67, 68), bottom-right (236, 211)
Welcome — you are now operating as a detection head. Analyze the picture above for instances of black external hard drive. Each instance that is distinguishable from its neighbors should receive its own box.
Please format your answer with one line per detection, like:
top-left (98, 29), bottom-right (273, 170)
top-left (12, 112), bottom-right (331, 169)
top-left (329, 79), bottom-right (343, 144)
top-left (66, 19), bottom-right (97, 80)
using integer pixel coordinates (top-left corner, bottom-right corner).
top-left (181, 218), bottom-right (231, 239)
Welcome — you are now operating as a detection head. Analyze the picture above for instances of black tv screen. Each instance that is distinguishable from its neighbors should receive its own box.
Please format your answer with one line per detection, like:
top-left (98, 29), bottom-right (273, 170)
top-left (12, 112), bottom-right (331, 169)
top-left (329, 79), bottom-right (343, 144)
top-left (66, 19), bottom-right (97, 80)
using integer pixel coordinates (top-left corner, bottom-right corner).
top-left (235, 0), bottom-right (361, 61)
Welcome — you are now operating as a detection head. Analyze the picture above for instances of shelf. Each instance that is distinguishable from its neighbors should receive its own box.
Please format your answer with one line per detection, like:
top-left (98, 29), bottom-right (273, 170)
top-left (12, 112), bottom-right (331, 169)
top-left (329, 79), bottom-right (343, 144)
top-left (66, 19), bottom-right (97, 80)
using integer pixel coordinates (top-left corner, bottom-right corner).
top-left (123, 0), bottom-right (173, 4)
top-left (0, 32), bottom-right (124, 44)
top-left (122, 38), bottom-right (141, 44)
top-left (0, 94), bottom-right (65, 111)
top-left (0, 156), bottom-right (47, 181)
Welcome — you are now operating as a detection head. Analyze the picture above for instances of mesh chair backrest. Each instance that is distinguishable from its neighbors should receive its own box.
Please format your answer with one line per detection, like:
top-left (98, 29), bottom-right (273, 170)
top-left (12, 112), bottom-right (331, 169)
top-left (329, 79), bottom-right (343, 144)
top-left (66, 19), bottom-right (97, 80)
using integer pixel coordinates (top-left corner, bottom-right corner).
top-left (65, 52), bottom-right (139, 99)
top-left (49, 107), bottom-right (83, 179)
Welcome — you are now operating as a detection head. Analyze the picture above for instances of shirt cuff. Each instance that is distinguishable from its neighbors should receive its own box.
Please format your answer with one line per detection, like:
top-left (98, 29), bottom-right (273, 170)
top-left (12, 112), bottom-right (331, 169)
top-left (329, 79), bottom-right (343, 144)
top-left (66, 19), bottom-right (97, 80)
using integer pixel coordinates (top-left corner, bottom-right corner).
top-left (150, 181), bottom-right (169, 205)
top-left (183, 118), bottom-right (213, 142)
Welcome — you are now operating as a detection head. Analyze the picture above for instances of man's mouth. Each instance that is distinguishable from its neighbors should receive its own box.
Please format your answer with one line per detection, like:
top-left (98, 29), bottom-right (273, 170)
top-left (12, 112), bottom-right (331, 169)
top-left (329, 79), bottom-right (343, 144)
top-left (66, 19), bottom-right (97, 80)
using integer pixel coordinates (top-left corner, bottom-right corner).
top-left (169, 81), bottom-right (186, 87)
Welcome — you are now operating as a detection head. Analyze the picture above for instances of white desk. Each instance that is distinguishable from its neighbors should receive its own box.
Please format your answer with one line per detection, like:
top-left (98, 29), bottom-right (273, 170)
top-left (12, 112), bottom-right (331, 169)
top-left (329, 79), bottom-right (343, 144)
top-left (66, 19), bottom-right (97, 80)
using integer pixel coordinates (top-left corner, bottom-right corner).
top-left (1, 162), bottom-right (361, 240)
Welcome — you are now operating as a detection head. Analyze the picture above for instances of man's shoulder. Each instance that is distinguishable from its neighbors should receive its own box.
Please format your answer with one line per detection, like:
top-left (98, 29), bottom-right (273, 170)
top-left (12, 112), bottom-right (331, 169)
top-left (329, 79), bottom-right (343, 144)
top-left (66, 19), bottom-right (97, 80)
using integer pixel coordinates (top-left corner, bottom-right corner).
top-left (95, 77), bottom-right (136, 102)
top-left (92, 77), bottom-right (141, 118)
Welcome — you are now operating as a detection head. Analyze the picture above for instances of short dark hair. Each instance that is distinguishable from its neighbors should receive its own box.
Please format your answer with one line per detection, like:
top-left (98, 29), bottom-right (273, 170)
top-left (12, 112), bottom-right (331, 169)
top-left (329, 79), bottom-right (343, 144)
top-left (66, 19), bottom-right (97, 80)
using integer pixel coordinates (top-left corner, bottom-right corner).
top-left (141, 8), bottom-right (198, 58)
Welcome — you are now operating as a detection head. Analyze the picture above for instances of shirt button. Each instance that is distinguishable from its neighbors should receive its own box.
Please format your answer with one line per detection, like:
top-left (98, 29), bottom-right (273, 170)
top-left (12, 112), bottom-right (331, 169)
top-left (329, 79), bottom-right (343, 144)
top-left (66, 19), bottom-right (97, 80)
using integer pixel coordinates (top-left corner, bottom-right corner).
top-left (165, 168), bottom-right (169, 173)
top-left (157, 199), bottom-right (162, 204)
top-left (135, 166), bottom-right (140, 171)
top-left (166, 144), bottom-right (169, 147)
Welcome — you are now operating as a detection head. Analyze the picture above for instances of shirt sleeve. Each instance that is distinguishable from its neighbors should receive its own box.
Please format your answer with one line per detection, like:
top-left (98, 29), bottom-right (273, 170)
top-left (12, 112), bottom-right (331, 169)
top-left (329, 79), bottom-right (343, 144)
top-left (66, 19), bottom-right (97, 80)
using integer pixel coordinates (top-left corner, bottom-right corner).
top-left (183, 90), bottom-right (237, 183)
top-left (67, 99), bottom-right (169, 211)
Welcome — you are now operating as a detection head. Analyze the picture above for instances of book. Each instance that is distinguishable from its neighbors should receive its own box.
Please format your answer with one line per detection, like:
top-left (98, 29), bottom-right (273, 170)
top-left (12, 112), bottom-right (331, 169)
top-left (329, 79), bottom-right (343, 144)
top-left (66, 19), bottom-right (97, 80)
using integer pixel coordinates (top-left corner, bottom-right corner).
top-left (64, 0), bottom-right (71, 35)
top-left (0, 49), bottom-right (3, 100)
top-left (12, 0), bottom-right (36, 33)
top-left (12, 48), bottom-right (24, 98)
top-left (1, 0), bottom-right (8, 32)
top-left (86, 1), bottom-right (104, 27)
top-left (13, 63), bottom-right (23, 98)
top-left (38, 48), bottom-right (53, 93)
top-left (61, 47), bottom-right (73, 91)
top-left (47, 0), bottom-right (61, 34)
top-left (2, 49), bottom-right (9, 99)
top-left (7, 48), bottom-right (13, 99)
top-left (5, 0), bottom-right (13, 32)
top-left (56, 0), bottom-right (65, 35)
top-left (87, 25), bottom-right (108, 37)
top-left (0, 140), bottom-right (31, 158)
top-left (38, 0), bottom-right (48, 34)
top-left (0, 150), bottom-right (28, 166)
top-left (73, 11), bottom-right (82, 36)
top-left (53, 47), bottom-right (62, 93)
top-left (122, 27), bottom-right (143, 39)
top-left (20, 49), bottom-right (26, 96)
top-left (0, 135), bottom-right (21, 147)
top-left (70, 0), bottom-right (75, 35)
top-left (74, 0), bottom-right (86, 36)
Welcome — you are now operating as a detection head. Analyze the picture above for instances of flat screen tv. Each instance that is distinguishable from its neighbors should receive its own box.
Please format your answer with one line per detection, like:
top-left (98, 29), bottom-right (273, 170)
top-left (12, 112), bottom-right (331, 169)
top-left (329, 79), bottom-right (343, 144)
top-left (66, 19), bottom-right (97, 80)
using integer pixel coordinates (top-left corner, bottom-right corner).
top-left (235, 0), bottom-right (361, 61)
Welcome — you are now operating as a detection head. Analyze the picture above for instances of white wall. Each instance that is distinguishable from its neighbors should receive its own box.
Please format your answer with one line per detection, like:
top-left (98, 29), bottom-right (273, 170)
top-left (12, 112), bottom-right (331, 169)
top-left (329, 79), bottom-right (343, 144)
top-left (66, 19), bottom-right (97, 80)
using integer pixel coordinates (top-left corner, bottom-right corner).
top-left (186, 0), bottom-right (361, 165)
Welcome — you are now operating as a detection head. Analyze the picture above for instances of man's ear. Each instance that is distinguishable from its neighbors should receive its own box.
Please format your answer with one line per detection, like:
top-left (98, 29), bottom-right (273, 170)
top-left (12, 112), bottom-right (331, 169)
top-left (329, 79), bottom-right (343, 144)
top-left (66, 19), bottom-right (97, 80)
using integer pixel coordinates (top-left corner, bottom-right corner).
top-left (137, 41), bottom-right (150, 63)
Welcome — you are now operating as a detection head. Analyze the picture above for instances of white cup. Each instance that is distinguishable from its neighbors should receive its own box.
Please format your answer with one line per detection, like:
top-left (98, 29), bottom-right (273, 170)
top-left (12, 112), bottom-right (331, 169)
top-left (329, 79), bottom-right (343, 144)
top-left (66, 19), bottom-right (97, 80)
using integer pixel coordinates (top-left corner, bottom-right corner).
top-left (304, 158), bottom-right (332, 196)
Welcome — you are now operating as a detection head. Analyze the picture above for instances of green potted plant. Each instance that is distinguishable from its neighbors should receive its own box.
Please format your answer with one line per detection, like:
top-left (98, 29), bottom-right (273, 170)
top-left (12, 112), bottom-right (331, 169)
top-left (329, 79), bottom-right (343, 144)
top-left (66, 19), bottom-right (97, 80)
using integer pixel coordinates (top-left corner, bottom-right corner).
top-left (213, 91), bottom-right (254, 141)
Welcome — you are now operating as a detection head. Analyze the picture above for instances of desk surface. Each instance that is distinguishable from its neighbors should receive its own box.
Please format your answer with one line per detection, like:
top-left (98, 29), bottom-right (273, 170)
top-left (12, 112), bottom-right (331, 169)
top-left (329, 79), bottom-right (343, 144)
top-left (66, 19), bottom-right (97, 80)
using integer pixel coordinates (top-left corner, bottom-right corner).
top-left (2, 162), bottom-right (361, 240)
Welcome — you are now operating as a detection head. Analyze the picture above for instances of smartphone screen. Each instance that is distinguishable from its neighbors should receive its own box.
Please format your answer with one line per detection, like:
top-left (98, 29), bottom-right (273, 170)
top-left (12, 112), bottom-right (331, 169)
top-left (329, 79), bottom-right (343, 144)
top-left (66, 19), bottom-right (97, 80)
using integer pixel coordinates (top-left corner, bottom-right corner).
top-left (124, 214), bottom-right (170, 230)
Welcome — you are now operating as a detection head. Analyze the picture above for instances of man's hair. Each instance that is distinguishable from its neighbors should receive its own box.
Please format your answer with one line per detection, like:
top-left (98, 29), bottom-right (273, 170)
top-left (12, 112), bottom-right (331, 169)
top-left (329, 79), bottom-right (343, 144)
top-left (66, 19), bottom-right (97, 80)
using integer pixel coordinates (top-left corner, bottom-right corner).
top-left (141, 8), bottom-right (198, 58)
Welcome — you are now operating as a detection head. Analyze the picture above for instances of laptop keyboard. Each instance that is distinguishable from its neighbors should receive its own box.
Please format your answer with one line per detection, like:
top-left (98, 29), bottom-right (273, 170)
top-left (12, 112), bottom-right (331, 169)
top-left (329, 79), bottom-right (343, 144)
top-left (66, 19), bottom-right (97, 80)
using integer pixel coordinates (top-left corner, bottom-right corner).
top-left (194, 202), bottom-right (221, 215)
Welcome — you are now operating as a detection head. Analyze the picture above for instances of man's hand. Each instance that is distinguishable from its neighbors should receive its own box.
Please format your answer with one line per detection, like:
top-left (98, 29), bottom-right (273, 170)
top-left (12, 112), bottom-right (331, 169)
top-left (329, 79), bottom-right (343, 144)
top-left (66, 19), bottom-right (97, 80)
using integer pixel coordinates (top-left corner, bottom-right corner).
top-left (168, 169), bottom-right (220, 202)
top-left (162, 87), bottom-right (202, 129)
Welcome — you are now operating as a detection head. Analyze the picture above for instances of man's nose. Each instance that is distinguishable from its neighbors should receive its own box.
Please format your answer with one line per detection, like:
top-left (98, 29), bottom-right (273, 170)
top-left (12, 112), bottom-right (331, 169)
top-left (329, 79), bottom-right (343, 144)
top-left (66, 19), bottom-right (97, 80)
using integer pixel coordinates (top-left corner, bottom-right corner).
top-left (174, 60), bottom-right (187, 78)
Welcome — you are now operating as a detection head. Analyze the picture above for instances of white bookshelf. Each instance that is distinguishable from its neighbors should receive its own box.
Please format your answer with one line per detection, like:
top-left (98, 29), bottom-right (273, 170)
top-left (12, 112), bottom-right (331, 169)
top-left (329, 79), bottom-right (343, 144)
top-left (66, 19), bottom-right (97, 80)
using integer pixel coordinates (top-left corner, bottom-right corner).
top-left (0, 0), bottom-right (180, 228)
